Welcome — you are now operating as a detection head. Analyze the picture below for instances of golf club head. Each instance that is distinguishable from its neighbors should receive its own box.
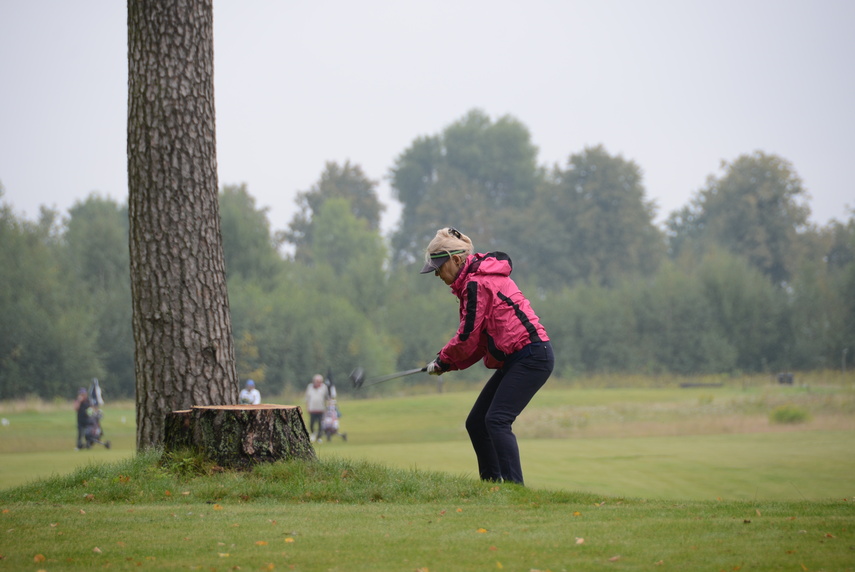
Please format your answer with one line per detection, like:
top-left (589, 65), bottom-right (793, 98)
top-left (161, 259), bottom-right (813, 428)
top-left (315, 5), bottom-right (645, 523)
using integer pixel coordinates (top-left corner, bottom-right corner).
top-left (349, 367), bottom-right (365, 389)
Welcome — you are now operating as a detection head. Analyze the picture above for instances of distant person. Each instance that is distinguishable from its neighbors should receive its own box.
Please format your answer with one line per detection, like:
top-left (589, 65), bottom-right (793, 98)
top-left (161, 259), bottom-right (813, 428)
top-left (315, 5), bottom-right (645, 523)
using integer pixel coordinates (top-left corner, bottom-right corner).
top-left (239, 379), bottom-right (261, 404)
top-left (305, 374), bottom-right (330, 442)
top-left (74, 387), bottom-right (91, 450)
top-left (420, 227), bottom-right (553, 485)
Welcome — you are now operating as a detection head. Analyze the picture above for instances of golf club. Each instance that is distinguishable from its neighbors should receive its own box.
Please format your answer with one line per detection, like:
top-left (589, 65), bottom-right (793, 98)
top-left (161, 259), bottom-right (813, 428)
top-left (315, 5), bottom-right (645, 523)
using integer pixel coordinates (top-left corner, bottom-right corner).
top-left (349, 366), bottom-right (427, 389)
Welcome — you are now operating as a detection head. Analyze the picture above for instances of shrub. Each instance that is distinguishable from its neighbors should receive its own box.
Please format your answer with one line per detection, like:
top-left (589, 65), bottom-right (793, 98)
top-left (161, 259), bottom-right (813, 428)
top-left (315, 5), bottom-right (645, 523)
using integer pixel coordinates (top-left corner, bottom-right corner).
top-left (769, 404), bottom-right (811, 424)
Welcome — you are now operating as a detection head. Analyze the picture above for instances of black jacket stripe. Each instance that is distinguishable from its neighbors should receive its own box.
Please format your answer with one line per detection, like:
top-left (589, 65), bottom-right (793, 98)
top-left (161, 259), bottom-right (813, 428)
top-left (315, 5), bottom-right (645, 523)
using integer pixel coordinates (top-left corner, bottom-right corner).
top-left (497, 292), bottom-right (542, 343)
top-left (459, 281), bottom-right (479, 341)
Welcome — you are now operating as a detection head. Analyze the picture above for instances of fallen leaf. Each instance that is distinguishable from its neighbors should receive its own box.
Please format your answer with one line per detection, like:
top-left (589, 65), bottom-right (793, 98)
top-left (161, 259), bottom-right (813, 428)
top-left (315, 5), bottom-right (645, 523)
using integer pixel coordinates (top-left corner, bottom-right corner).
top-left (489, 546), bottom-right (497, 551)
top-left (93, 547), bottom-right (102, 554)
top-left (756, 509), bottom-right (762, 517)
top-left (213, 504), bottom-right (224, 511)
top-left (255, 541), bottom-right (269, 546)
top-left (79, 509), bottom-right (86, 515)
top-left (164, 490), bottom-right (172, 497)
top-left (439, 510), bottom-right (447, 516)
top-left (49, 523), bottom-right (58, 528)
top-left (575, 537), bottom-right (585, 545)
top-left (496, 562), bottom-right (503, 569)
top-left (218, 552), bottom-right (230, 557)
top-left (573, 511), bottom-right (582, 517)
top-left (655, 560), bottom-right (664, 565)
top-left (284, 538), bottom-right (295, 543)
top-left (84, 494), bottom-right (95, 501)
top-left (262, 563), bottom-right (275, 571)
top-left (181, 491), bottom-right (190, 496)
top-left (825, 533), bottom-right (836, 538)
top-left (456, 508), bottom-right (463, 513)
top-left (34, 554), bottom-right (46, 563)
top-left (1, 509), bottom-right (9, 514)
top-left (477, 528), bottom-right (488, 533)
top-left (608, 555), bottom-right (621, 562)
top-left (117, 541), bottom-right (125, 547)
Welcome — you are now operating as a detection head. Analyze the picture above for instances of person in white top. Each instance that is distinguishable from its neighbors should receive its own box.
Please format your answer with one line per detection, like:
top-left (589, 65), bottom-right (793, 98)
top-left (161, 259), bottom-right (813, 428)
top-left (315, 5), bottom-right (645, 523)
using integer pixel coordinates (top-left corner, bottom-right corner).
top-left (239, 379), bottom-right (261, 405)
top-left (305, 374), bottom-right (330, 442)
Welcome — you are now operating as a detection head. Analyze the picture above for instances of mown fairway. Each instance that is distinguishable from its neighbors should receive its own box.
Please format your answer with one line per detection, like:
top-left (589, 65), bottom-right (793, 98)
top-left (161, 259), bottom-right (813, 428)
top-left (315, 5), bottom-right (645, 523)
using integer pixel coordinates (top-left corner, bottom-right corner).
top-left (2, 379), bottom-right (854, 498)
top-left (1, 377), bottom-right (854, 570)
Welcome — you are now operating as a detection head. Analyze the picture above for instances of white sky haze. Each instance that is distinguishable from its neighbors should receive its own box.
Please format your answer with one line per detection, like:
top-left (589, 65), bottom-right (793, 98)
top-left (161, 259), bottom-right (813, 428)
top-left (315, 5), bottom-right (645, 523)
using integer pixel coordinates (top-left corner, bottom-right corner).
top-left (1, 1), bottom-right (853, 235)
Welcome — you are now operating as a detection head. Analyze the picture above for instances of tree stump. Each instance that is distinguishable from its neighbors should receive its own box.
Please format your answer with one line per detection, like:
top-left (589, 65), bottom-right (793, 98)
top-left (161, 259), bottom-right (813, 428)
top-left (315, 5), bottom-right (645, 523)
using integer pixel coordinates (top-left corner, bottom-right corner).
top-left (163, 405), bottom-right (316, 469)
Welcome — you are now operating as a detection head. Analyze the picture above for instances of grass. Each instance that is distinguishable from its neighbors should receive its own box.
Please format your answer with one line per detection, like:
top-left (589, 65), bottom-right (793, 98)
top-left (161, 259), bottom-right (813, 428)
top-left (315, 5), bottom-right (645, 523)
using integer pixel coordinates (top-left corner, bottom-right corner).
top-left (1, 453), bottom-right (854, 571)
top-left (1, 373), bottom-right (854, 569)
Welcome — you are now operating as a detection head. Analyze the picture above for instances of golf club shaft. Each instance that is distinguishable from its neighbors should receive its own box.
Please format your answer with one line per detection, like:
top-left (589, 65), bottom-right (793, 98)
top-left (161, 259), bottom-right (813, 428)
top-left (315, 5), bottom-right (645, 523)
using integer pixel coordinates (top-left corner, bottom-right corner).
top-left (363, 367), bottom-right (427, 386)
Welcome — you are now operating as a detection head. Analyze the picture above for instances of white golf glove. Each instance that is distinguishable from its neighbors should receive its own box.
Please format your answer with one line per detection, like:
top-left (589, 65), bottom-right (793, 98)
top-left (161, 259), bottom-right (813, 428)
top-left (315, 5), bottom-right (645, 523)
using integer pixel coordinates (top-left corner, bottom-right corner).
top-left (426, 359), bottom-right (445, 376)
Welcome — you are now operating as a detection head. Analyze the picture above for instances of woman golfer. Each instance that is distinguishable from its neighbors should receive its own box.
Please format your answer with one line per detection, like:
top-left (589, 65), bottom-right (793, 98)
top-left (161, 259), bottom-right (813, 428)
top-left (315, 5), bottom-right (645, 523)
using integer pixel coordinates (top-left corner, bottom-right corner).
top-left (421, 227), bottom-right (553, 485)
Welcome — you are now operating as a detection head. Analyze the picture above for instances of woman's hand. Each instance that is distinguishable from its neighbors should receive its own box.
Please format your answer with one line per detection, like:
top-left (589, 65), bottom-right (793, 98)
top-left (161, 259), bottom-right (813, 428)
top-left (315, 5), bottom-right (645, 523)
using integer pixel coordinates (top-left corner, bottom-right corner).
top-left (426, 360), bottom-right (445, 375)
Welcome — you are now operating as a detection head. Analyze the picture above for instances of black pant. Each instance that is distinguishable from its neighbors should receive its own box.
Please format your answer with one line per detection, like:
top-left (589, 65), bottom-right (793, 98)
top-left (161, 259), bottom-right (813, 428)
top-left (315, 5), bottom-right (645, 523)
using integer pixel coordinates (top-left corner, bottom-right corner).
top-left (77, 423), bottom-right (87, 449)
top-left (309, 412), bottom-right (323, 438)
top-left (465, 341), bottom-right (554, 485)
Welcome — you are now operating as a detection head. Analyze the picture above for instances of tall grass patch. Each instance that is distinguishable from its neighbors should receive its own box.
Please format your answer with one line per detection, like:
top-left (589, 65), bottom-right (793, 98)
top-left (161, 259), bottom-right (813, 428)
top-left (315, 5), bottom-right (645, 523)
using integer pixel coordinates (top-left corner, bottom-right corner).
top-left (769, 404), bottom-right (811, 424)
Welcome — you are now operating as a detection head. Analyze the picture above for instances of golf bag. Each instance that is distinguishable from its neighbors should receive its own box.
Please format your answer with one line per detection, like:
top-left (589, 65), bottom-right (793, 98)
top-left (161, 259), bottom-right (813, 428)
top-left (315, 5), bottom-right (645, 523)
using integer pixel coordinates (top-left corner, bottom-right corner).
top-left (321, 399), bottom-right (347, 442)
top-left (84, 378), bottom-right (111, 449)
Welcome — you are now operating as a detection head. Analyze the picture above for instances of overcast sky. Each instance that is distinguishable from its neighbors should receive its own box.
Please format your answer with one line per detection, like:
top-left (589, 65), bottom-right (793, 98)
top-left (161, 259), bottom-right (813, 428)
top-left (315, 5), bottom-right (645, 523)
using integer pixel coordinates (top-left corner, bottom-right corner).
top-left (1, 1), bottom-right (853, 237)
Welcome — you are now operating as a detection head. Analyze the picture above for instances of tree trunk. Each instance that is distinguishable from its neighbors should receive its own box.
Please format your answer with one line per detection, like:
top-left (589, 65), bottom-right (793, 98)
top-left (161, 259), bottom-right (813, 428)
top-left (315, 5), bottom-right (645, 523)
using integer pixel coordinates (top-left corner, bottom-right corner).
top-left (164, 405), bottom-right (317, 468)
top-left (128, 0), bottom-right (238, 450)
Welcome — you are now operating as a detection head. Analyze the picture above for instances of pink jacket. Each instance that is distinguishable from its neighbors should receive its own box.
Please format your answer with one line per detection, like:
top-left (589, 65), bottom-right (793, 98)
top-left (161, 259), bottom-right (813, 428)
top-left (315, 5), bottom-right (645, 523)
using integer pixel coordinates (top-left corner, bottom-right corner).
top-left (437, 252), bottom-right (549, 371)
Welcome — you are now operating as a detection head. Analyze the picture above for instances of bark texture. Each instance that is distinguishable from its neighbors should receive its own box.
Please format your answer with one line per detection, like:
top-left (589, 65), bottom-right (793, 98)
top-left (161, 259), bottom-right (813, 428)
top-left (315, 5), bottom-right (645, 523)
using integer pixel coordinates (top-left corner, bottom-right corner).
top-left (128, 0), bottom-right (238, 450)
top-left (164, 405), bottom-right (317, 468)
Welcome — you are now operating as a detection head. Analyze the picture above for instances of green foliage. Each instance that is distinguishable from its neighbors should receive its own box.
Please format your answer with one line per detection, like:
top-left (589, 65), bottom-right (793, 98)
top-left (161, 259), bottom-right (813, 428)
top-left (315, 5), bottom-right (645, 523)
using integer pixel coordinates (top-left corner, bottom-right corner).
top-left (63, 195), bottom-right (135, 396)
top-left (0, 196), bottom-right (103, 399)
top-left (382, 268), bottom-right (463, 374)
top-left (228, 273), bottom-right (396, 394)
top-left (525, 145), bottom-right (665, 288)
top-left (160, 448), bottom-right (222, 478)
top-left (2, 116), bottom-right (854, 399)
top-left (282, 161), bottom-right (384, 263)
top-left (769, 404), bottom-right (811, 424)
top-left (310, 198), bottom-right (388, 317)
top-left (219, 183), bottom-right (284, 286)
top-left (667, 151), bottom-right (811, 284)
top-left (389, 109), bottom-right (542, 266)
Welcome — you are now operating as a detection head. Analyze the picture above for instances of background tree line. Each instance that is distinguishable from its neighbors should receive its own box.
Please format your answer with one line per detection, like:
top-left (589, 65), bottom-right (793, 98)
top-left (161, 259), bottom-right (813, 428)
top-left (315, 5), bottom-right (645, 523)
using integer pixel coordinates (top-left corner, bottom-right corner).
top-left (2, 109), bottom-right (853, 400)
